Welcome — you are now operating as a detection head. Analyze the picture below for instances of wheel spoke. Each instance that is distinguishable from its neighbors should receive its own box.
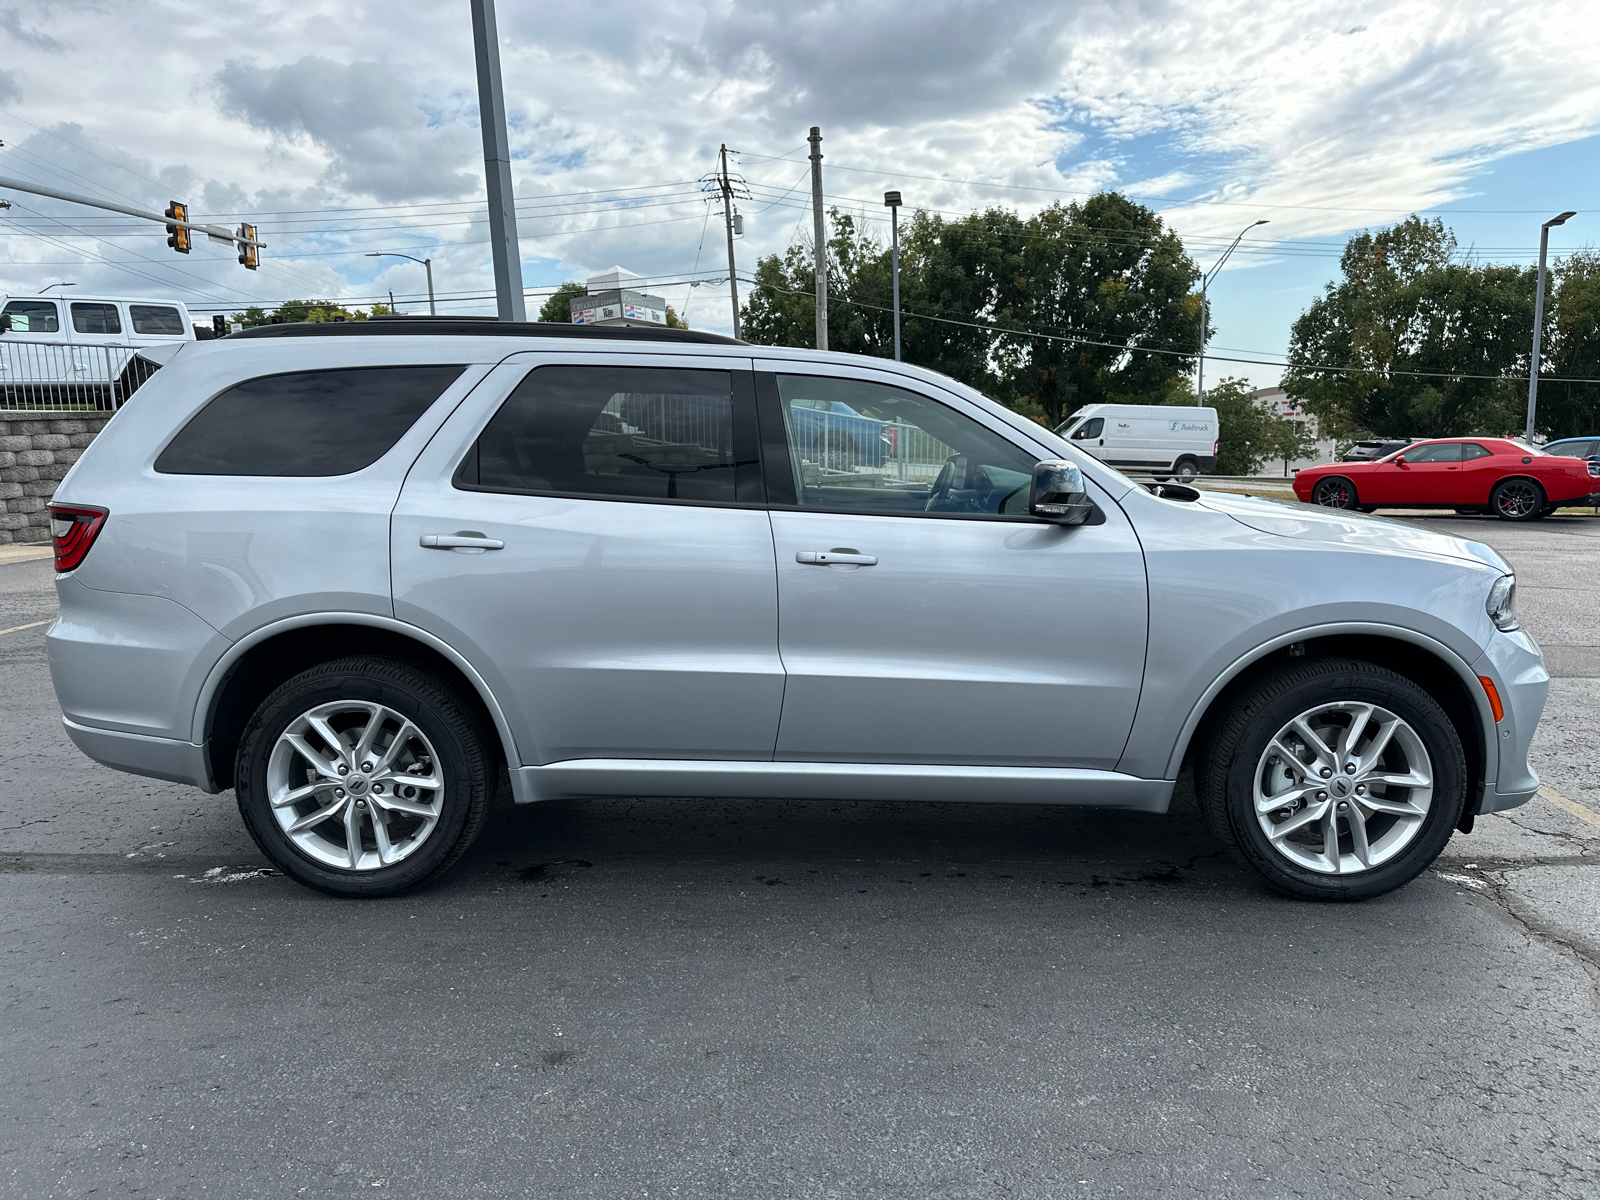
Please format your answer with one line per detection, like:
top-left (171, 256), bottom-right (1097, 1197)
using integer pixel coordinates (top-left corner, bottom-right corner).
top-left (271, 781), bottom-right (327, 809)
top-left (1256, 781), bottom-right (1319, 814)
top-left (374, 720), bottom-right (420, 774)
top-left (1269, 800), bottom-right (1330, 841)
top-left (1370, 769), bottom-right (1431, 790)
top-left (372, 793), bottom-right (436, 818)
top-left (283, 733), bottom-right (342, 780)
top-left (1355, 717), bottom-right (1399, 775)
top-left (350, 703), bottom-right (385, 765)
top-left (1339, 704), bottom-right (1374, 761)
top-left (1269, 737), bottom-right (1311, 774)
top-left (1358, 793), bottom-right (1425, 818)
top-left (343, 800), bottom-right (364, 869)
top-left (1322, 807), bottom-right (1341, 865)
top-left (1346, 804), bottom-right (1372, 868)
top-left (305, 714), bottom-right (348, 761)
top-left (393, 773), bottom-right (441, 790)
top-left (287, 795), bottom-right (348, 833)
top-left (1291, 718), bottom-right (1336, 766)
top-left (369, 806), bottom-right (396, 865)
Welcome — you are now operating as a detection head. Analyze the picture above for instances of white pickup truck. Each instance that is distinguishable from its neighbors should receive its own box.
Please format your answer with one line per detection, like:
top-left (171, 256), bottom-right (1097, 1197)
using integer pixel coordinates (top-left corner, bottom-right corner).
top-left (1, 293), bottom-right (196, 409)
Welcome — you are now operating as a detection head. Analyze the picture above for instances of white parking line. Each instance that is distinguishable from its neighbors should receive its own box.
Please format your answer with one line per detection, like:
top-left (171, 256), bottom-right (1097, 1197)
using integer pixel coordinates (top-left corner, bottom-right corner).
top-left (0, 619), bottom-right (50, 637)
top-left (1539, 784), bottom-right (1600, 829)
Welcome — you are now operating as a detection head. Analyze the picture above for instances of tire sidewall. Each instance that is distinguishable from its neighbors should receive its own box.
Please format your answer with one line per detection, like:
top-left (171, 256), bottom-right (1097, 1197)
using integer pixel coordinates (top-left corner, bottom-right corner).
top-left (1220, 667), bottom-right (1466, 901)
top-left (236, 660), bottom-right (483, 896)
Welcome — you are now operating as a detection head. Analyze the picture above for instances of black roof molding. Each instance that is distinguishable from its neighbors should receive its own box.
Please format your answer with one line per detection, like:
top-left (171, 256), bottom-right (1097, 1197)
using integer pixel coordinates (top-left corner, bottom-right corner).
top-left (226, 315), bottom-right (744, 346)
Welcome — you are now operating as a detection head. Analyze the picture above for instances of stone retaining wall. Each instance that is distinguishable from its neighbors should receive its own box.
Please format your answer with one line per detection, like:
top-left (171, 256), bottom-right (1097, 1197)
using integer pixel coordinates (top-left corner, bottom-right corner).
top-left (0, 412), bottom-right (114, 545)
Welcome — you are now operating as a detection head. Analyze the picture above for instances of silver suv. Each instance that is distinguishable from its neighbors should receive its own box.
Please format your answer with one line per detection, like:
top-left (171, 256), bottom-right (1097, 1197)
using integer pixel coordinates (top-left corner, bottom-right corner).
top-left (46, 320), bottom-right (1547, 900)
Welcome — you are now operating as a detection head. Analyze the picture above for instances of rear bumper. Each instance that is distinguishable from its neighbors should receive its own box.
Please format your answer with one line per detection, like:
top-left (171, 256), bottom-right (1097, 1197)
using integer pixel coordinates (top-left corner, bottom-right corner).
top-left (61, 716), bottom-right (216, 791)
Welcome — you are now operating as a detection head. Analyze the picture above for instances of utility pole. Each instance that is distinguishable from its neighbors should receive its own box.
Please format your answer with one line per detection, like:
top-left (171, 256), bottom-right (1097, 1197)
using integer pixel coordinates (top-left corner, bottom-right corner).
top-left (808, 126), bottom-right (827, 351)
top-left (1527, 210), bottom-right (1577, 442)
top-left (885, 191), bottom-right (902, 361)
top-left (719, 144), bottom-right (741, 339)
top-left (470, 0), bottom-right (526, 321)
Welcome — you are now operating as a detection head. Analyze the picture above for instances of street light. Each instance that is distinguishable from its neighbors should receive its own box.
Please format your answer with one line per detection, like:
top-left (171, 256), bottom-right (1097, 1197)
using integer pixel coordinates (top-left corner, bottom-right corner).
top-left (365, 252), bottom-right (435, 315)
top-left (884, 190), bottom-right (903, 361)
top-left (40, 282), bottom-right (75, 293)
top-left (1525, 210), bottom-right (1577, 443)
top-left (1197, 219), bottom-right (1268, 402)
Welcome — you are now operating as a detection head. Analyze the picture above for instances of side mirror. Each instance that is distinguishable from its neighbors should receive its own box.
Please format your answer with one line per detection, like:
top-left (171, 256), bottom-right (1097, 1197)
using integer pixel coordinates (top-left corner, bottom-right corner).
top-left (0, 313), bottom-right (11, 334)
top-left (1393, 455), bottom-right (1405, 465)
top-left (1030, 459), bottom-right (1095, 525)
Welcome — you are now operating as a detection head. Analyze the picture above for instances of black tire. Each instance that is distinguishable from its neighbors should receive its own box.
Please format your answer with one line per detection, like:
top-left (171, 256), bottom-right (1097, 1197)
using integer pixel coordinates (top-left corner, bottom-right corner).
top-left (1173, 456), bottom-right (1200, 481)
top-left (1489, 477), bottom-right (1545, 521)
top-left (235, 655), bottom-right (494, 897)
top-left (1452, 507), bottom-right (1484, 516)
top-left (1312, 476), bottom-right (1359, 509)
top-left (1195, 657), bottom-right (1467, 902)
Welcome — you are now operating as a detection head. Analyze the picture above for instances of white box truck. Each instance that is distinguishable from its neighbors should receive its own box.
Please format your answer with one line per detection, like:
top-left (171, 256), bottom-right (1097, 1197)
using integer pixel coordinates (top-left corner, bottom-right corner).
top-left (1055, 403), bottom-right (1219, 479)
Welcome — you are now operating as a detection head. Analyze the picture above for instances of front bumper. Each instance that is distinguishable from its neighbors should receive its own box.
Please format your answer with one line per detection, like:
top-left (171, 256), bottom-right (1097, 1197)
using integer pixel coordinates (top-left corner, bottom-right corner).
top-left (1471, 627), bottom-right (1549, 813)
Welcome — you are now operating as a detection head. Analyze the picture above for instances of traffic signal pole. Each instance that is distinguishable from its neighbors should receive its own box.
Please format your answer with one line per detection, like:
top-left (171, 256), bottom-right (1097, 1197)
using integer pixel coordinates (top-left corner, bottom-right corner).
top-left (0, 173), bottom-right (264, 260)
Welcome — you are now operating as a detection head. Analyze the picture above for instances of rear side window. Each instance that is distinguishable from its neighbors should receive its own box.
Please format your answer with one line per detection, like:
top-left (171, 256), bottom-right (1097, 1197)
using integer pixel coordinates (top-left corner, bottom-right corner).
top-left (1461, 443), bottom-right (1493, 460)
top-left (130, 304), bottom-right (185, 335)
top-left (2, 300), bottom-right (60, 333)
top-left (459, 365), bottom-right (739, 503)
top-left (155, 365), bottom-right (465, 476)
top-left (71, 302), bottom-right (122, 335)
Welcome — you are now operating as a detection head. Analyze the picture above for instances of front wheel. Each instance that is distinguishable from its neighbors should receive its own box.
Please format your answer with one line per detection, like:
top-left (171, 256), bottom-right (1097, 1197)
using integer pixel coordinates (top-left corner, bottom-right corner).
top-left (235, 656), bottom-right (494, 897)
top-left (1196, 658), bottom-right (1466, 901)
top-left (1312, 476), bottom-right (1359, 509)
top-left (1490, 477), bottom-right (1545, 521)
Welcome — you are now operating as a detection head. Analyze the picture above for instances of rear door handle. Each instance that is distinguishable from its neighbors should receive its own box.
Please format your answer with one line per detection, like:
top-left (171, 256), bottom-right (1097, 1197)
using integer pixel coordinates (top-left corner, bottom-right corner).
top-left (420, 532), bottom-right (504, 551)
top-left (796, 549), bottom-right (877, 566)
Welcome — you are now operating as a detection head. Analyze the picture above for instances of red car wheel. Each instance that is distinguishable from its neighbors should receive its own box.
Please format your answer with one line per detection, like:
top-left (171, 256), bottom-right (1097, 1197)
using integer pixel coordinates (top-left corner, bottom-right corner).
top-left (1312, 476), bottom-right (1359, 509)
top-left (1490, 478), bottom-right (1545, 522)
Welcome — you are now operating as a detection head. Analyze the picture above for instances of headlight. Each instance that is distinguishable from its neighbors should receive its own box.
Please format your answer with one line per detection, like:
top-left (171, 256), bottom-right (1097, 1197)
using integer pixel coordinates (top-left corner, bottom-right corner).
top-left (1487, 574), bottom-right (1518, 632)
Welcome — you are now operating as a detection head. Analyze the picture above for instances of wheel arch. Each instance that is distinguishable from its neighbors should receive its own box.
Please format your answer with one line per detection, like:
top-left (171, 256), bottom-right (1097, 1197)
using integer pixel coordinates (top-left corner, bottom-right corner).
top-left (194, 614), bottom-right (523, 798)
top-left (1171, 624), bottom-right (1493, 832)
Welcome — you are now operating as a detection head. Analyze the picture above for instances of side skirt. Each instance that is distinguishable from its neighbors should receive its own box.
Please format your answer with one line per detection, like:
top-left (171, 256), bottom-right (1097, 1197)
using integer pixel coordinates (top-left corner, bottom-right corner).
top-left (514, 759), bottom-right (1174, 811)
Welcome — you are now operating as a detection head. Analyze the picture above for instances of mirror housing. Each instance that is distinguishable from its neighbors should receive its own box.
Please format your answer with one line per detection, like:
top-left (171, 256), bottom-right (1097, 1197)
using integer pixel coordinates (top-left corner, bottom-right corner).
top-left (1030, 459), bottom-right (1095, 525)
top-left (0, 313), bottom-right (11, 334)
top-left (1393, 454), bottom-right (1405, 465)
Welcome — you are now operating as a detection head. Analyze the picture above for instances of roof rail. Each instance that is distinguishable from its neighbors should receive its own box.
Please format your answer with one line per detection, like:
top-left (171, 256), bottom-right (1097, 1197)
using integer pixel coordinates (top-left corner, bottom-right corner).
top-left (226, 315), bottom-right (744, 346)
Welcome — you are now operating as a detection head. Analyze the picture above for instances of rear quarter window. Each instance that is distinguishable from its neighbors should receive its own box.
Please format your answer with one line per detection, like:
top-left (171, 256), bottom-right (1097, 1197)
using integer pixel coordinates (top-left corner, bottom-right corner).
top-left (154, 365), bottom-right (465, 476)
top-left (71, 302), bottom-right (122, 335)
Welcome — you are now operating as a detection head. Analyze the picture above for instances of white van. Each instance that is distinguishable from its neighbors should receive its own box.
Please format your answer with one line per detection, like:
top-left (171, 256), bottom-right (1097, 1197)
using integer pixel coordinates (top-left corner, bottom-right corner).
top-left (1, 293), bottom-right (195, 409)
top-left (1056, 403), bottom-right (1219, 479)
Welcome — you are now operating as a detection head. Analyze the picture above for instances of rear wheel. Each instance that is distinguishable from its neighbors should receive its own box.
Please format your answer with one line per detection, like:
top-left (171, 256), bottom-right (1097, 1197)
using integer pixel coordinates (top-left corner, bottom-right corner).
top-left (1196, 658), bottom-right (1466, 901)
top-left (235, 656), bottom-right (494, 897)
top-left (1173, 456), bottom-right (1200, 481)
top-left (1489, 477), bottom-right (1545, 521)
top-left (1312, 476), bottom-right (1359, 509)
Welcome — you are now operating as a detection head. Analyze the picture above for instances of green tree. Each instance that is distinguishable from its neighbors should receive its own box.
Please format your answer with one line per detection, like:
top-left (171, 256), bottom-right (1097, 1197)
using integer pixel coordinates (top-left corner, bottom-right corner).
top-left (1541, 248), bottom-right (1600, 439)
top-left (742, 209), bottom-right (897, 357)
top-left (1196, 377), bottom-right (1316, 475)
top-left (1283, 217), bottom-right (1533, 440)
top-left (538, 281), bottom-right (587, 323)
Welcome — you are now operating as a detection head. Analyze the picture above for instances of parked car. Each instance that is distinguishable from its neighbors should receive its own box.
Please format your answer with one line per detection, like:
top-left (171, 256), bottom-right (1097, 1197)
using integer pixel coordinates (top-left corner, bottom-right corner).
top-left (787, 394), bottom-right (893, 470)
top-left (1342, 437), bottom-right (1412, 462)
top-left (48, 319), bottom-right (1546, 902)
top-left (1, 293), bottom-right (195, 408)
top-left (1055, 403), bottom-right (1218, 479)
top-left (1295, 437), bottom-right (1600, 520)
top-left (1540, 436), bottom-right (1600, 462)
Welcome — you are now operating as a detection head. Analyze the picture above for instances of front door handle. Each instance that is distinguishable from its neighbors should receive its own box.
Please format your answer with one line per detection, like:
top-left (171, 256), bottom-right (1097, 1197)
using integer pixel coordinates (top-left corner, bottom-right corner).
top-left (796, 548), bottom-right (877, 566)
top-left (420, 531), bottom-right (504, 552)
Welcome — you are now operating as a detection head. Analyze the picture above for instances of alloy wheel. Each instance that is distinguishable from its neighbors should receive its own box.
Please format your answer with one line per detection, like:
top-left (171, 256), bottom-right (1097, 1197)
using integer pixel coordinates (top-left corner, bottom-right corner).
top-left (1493, 479), bottom-right (1541, 519)
top-left (266, 700), bottom-right (445, 870)
top-left (1312, 478), bottom-right (1355, 508)
top-left (1252, 702), bottom-right (1433, 875)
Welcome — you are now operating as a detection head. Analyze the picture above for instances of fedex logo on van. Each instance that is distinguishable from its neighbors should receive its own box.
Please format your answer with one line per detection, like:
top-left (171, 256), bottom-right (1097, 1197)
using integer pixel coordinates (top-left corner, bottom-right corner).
top-left (1170, 420), bottom-right (1211, 432)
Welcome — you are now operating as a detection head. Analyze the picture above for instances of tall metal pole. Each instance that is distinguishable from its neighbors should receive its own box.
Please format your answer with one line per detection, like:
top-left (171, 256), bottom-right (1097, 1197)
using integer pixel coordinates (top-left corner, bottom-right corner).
top-left (424, 258), bottom-right (436, 315)
top-left (1197, 219), bottom-right (1268, 402)
top-left (1527, 211), bottom-right (1576, 442)
top-left (470, 0), bottom-right (525, 321)
top-left (808, 126), bottom-right (828, 351)
top-left (885, 191), bottom-right (902, 361)
top-left (719, 144), bottom-right (741, 340)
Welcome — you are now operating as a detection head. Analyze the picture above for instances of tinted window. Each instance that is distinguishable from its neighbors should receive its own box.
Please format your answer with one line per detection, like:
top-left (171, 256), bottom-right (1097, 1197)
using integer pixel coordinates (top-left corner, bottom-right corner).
top-left (1072, 417), bottom-right (1104, 440)
top-left (130, 304), bottom-right (185, 335)
top-left (1402, 442), bottom-right (1462, 463)
top-left (156, 365), bottom-right (465, 476)
top-left (2, 300), bottom-right (60, 333)
top-left (462, 365), bottom-right (738, 503)
top-left (71, 302), bottom-right (122, 335)
top-left (1461, 443), bottom-right (1493, 460)
top-left (774, 374), bottom-right (1037, 516)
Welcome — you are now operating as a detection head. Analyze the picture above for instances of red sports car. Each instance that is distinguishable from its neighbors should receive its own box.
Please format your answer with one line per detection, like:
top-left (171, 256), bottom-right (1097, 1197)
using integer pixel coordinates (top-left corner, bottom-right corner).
top-left (1294, 437), bottom-right (1600, 521)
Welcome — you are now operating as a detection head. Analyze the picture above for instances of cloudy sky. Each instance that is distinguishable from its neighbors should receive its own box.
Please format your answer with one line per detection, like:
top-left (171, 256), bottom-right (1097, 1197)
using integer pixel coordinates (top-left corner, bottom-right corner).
top-left (2, 0), bottom-right (1597, 387)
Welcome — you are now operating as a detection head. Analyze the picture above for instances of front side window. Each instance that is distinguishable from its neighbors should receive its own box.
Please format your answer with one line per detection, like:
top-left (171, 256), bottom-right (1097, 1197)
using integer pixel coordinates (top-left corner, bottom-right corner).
top-left (155, 365), bottom-right (465, 476)
top-left (1401, 442), bottom-right (1463, 464)
top-left (1071, 417), bottom-right (1104, 440)
top-left (2, 300), bottom-right (60, 333)
top-left (460, 365), bottom-right (739, 504)
top-left (772, 374), bottom-right (1038, 517)
top-left (130, 304), bottom-right (185, 335)
top-left (71, 302), bottom-right (122, 335)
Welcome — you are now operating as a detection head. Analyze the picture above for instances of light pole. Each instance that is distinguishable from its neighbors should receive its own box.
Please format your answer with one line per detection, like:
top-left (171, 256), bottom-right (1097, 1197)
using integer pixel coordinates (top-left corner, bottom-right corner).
top-left (884, 190), bottom-right (903, 361)
top-left (365, 252), bottom-right (435, 315)
top-left (1197, 219), bottom-right (1268, 402)
top-left (1526, 210), bottom-right (1577, 443)
top-left (470, 0), bottom-right (525, 321)
top-left (40, 282), bottom-right (75, 293)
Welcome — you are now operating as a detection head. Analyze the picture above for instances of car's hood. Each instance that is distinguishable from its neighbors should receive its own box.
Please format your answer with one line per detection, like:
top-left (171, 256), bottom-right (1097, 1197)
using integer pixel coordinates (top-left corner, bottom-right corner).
top-left (1194, 489), bottom-right (1509, 572)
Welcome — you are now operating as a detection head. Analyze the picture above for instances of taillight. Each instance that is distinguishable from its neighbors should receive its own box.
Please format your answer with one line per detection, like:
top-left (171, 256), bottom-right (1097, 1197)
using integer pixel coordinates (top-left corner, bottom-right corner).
top-left (1213, 439), bottom-right (1219, 457)
top-left (48, 503), bottom-right (108, 572)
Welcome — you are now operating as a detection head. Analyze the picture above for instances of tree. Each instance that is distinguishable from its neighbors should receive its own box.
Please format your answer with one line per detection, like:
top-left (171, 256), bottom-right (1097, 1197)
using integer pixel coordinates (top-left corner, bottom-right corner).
top-left (741, 209), bottom-right (896, 357)
top-left (538, 281), bottom-right (586, 323)
top-left (1283, 217), bottom-right (1533, 440)
top-left (1541, 249), bottom-right (1600, 439)
top-left (1197, 377), bottom-right (1316, 475)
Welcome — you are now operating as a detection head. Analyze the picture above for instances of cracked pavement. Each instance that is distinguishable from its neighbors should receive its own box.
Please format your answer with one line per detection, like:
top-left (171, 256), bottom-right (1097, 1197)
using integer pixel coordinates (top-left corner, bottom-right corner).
top-left (1, 511), bottom-right (1598, 1198)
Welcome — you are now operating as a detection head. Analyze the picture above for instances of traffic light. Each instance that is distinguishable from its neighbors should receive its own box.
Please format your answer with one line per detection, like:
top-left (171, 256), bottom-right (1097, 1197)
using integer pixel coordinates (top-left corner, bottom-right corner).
top-left (237, 223), bottom-right (258, 270)
top-left (164, 202), bottom-right (190, 253)
top-left (212, 314), bottom-right (228, 338)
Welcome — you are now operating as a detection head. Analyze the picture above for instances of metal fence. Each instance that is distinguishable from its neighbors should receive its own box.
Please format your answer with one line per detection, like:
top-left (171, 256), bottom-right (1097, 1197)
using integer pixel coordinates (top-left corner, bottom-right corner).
top-left (0, 339), bottom-right (158, 411)
top-left (802, 410), bottom-right (955, 483)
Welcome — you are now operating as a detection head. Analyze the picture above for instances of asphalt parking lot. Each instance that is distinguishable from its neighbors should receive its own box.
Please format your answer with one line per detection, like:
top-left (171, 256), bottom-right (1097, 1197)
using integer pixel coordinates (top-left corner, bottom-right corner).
top-left (3, 510), bottom-right (1599, 1199)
